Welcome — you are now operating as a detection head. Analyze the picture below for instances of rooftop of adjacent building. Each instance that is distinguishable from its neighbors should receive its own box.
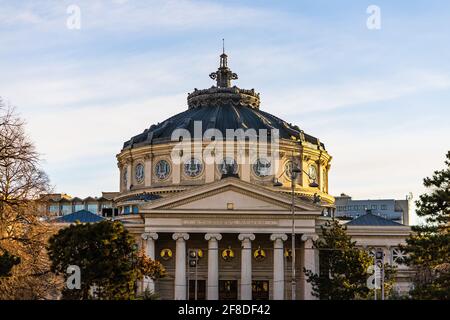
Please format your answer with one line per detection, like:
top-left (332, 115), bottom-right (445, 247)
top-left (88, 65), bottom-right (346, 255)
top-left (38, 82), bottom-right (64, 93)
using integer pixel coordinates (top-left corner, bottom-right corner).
top-left (334, 192), bottom-right (410, 225)
top-left (345, 212), bottom-right (404, 227)
top-left (40, 192), bottom-right (119, 202)
top-left (54, 210), bottom-right (106, 224)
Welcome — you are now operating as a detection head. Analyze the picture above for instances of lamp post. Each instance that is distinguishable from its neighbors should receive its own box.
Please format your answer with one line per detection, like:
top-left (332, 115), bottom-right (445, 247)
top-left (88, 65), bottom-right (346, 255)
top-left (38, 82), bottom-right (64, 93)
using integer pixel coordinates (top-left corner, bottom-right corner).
top-left (273, 153), bottom-right (319, 300)
top-left (188, 249), bottom-right (199, 300)
top-left (374, 249), bottom-right (385, 301)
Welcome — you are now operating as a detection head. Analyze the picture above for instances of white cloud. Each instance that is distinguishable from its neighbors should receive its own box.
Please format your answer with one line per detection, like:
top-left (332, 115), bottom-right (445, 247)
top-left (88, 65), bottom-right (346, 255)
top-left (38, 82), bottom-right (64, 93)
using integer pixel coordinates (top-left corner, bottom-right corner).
top-left (263, 70), bottom-right (450, 115)
top-left (26, 94), bottom-right (186, 163)
top-left (0, 0), bottom-right (277, 31)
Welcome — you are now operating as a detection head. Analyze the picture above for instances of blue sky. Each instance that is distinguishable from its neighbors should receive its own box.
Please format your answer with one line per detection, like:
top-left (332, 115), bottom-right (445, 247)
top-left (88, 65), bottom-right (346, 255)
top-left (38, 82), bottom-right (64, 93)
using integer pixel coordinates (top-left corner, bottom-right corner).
top-left (1, 0), bottom-right (449, 225)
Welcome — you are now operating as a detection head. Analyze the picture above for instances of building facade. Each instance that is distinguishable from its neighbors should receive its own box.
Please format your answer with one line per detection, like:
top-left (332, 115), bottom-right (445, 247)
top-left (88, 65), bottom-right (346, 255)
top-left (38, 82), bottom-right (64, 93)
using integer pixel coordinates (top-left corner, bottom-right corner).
top-left (335, 193), bottom-right (411, 225)
top-left (109, 51), bottom-right (412, 300)
top-left (40, 192), bottom-right (119, 218)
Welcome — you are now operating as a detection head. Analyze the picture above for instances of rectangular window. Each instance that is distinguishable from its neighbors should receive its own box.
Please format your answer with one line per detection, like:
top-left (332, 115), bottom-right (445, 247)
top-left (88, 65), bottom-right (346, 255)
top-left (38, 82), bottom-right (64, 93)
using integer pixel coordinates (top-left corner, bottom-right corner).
top-left (188, 280), bottom-right (206, 300)
top-left (371, 205), bottom-right (377, 210)
top-left (252, 281), bottom-right (269, 300)
top-left (381, 204), bottom-right (387, 210)
top-left (219, 280), bottom-right (238, 300)
top-left (87, 204), bottom-right (97, 214)
top-left (49, 205), bottom-right (59, 214)
top-left (61, 204), bottom-right (72, 215)
top-left (74, 204), bottom-right (84, 212)
top-left (132, 205), bottom-right (139, 214)
top-left (123, 206), bottom-right (130, 214)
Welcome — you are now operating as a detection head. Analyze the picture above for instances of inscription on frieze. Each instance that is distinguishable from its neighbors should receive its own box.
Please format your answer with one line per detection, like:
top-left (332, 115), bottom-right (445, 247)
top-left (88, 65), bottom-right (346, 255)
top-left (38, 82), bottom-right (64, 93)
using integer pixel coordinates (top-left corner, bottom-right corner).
top-left (183, 219), bottom-right (278, 226)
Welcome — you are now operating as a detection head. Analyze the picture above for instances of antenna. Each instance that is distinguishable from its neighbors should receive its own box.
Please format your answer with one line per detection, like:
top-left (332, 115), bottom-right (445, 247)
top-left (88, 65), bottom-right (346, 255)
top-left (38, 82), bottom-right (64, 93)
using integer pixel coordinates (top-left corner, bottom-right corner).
top-left (222, 38), bottom-right (225, 54)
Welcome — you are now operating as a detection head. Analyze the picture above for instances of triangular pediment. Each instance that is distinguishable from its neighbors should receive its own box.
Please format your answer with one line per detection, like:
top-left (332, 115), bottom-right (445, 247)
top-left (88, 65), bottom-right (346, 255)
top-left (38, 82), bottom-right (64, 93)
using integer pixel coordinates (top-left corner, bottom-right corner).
top-left (142, 177), bottom-right (320, 213)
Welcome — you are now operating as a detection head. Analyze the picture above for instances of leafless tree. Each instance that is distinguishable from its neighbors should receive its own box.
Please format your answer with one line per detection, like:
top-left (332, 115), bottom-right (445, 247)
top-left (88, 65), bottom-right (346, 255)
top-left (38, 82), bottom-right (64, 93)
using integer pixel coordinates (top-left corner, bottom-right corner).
top-left (0, 98), bottom-right (62, 299)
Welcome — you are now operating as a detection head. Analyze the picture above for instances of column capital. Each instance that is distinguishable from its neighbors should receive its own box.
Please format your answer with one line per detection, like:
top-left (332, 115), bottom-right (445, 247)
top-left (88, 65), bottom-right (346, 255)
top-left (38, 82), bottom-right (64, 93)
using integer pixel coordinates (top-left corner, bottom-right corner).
top-left (270, 233), bottom-right (288, 242)
top-left (238, 233), bottom-right (255, 241)
top-left (141, 232), bottom-right (158, 240)
top-left (172, 232), bottom-right (189, 241)
top-left (301, 233), bottom-right (319, 242)
top-left (205, 233), bottom-right (222, 241)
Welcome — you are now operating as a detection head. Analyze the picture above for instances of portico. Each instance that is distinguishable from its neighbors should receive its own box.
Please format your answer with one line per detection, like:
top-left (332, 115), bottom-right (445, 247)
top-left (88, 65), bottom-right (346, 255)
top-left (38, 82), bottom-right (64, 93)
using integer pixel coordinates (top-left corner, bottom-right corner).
top-left (126, 177), bottom-right (323, 300)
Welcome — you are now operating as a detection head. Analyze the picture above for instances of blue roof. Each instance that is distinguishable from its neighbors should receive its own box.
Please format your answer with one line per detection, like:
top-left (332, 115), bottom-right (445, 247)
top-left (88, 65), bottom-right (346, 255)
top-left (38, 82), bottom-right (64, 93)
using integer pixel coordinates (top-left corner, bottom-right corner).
top-left (346, 213), bottom-right (403, 226)
top-left (55, 210), bottom-right (105, 223)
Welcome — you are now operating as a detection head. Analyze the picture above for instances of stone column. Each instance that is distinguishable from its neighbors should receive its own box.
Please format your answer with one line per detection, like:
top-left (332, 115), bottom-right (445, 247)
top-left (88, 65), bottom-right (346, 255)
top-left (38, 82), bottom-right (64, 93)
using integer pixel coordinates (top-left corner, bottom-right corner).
top-left (172, 160), bottom-right (183, 184)
top-left (144, 155), bottom-right (152, 187)
top-left (301, 234), bottom-right (319, 300)
top-left (172, 233), bottom-right (189, 300)
top-left (205, 233), bottom-right (222, 300)
top-left (126, 161), bottom-right (132, 191)
top-left (270, 233), bottom-right (288, 300)
top-left (141, 232), bottom-right (158, 293)
top-left (238, 233), bottom-right (255, 300)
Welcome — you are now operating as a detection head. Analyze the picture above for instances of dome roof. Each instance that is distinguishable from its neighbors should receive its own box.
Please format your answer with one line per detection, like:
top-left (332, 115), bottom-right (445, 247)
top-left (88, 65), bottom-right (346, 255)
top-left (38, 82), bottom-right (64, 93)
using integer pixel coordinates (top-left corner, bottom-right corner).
top-left (122, 52), bottom-right (325, 151)
top-left (123, 102), bottom-right (324, 150)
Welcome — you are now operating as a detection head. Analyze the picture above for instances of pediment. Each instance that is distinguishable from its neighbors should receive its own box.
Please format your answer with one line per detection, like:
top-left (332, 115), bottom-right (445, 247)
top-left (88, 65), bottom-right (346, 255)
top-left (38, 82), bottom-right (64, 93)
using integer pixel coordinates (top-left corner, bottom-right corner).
top-left (142, 177), bottom-right (320, 212)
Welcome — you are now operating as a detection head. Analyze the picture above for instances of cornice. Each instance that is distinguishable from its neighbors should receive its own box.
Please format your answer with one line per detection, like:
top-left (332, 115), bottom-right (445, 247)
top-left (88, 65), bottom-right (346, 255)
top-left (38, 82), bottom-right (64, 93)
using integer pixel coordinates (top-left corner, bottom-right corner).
top-left (141, 212), bottom-right (320, 220)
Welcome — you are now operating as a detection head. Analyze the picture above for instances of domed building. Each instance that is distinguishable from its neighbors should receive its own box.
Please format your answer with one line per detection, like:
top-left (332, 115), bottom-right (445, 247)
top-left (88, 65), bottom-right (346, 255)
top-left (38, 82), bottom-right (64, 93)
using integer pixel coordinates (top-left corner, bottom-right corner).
top-left (114, 51), bottom-right (411, 300)
top-left (116, 51), bottom-right (333, 208)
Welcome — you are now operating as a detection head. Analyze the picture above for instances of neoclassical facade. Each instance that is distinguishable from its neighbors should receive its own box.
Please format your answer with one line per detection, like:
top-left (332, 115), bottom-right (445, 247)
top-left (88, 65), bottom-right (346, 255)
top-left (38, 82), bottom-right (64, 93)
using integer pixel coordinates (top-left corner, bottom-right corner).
top-left (115, 52), bottom-right (411, 300)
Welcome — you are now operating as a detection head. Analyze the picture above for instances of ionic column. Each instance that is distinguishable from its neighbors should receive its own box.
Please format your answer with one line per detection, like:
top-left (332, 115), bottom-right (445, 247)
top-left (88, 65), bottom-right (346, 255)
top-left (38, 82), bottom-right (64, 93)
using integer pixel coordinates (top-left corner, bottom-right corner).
top-left (238, 233), bottom-right (255, 300)
top-left (172, 233), bottom-right (189, 300)
top-left (205, 233), bottom-right (222, 300)
top-left (270, 233), bottom-right (288, 300)
top-left (301, 234), bottom-right (319, 300)
top-left (141, 232), bottom-right (158, 293)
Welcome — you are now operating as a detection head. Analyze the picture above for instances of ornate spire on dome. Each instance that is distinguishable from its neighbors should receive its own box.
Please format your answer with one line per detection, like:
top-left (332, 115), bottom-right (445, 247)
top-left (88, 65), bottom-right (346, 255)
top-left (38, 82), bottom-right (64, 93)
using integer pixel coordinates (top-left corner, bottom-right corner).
top-left (187, 46), bottom-right (260, 109)
top-left (209, 39), bottom-right (238, 88)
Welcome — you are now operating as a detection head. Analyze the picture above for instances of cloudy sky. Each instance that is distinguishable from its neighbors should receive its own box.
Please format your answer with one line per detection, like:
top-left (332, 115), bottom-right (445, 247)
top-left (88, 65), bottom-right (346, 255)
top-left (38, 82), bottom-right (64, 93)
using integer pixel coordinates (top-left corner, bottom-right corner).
top-left (1, 0), bottom-right (449, 225)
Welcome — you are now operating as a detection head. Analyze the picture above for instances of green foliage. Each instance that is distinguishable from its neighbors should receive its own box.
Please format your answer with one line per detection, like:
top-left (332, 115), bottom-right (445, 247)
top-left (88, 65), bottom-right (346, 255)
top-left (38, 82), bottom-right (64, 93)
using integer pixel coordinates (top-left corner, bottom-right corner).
top-left (403, 151), bottom-right (450, 300)
top-left (304, 219), bottom-right (373, 300)
top-left (47, 220), bottom-right (165, 300)
top-left (0, 250), bottom-right (20, 277)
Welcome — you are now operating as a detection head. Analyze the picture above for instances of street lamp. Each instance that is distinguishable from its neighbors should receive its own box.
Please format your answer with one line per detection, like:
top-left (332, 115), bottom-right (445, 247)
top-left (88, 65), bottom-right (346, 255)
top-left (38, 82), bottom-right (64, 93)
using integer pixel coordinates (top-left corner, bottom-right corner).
top-left (374, 249), bottom-right (385, 301)
top-left (273, 154), bottom-right (320, 300)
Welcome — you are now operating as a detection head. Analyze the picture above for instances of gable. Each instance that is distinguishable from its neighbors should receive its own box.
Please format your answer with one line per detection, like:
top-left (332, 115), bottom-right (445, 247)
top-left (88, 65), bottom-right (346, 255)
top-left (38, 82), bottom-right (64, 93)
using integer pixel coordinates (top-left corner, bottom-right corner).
top-left (143, 177), bottom-right (320, 212)
top-left (174, 188), bottom-right (287, 211)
